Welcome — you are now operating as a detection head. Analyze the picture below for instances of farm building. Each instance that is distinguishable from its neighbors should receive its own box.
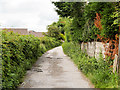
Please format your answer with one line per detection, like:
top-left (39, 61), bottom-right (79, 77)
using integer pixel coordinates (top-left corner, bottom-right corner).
top-left (1, 28), bottom-right (45, 37)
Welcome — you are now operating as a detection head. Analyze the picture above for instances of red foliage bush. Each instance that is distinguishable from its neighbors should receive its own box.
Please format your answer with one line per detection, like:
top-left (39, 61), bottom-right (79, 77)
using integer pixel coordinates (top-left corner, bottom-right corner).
top-left (94, 13), bottom-right (103, 30)
top-left (94, 12), bottom-right (119, 61)
top-left (97, 34), bottom-right (118, 60)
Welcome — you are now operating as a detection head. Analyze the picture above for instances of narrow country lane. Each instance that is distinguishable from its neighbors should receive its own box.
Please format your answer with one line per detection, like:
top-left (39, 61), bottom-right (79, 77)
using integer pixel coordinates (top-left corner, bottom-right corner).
top-left (19, 46), bottom-right (94, 88)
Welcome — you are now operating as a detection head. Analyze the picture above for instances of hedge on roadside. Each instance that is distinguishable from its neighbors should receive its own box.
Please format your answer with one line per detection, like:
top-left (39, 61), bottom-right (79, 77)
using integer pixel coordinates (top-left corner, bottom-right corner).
top-left (2, 31), bottom-right (62, 89)
top-left (62, 42), bottom-right (118, 88)
top-left (39, 36), bottom-right (62, 50)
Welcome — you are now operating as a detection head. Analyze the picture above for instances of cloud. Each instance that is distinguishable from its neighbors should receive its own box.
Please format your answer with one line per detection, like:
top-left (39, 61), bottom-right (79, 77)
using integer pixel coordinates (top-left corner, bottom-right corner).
top-left (0, 0), bottom-right (59, 32)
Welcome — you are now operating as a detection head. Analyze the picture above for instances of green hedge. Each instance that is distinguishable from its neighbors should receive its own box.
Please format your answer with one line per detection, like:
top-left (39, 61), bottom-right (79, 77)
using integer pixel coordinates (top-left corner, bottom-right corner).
top-left (2, 31), bottom-right (62, 89)
top-left (62, 42), bottom-right (118, 88)
top-left (39, 37), bottom-right (62, 50)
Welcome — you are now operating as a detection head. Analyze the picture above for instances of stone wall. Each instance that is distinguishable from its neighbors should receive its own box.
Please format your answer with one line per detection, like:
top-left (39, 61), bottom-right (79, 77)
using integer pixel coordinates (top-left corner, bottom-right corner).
top-left (81, 41), bottom-right (109, 59)
top-left (81, 41), bottom-right (119, 73)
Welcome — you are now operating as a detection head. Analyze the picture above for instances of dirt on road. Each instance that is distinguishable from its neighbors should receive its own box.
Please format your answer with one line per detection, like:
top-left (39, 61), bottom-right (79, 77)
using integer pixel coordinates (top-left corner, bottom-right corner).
top-left (19, 46), bottom-right (94, 88)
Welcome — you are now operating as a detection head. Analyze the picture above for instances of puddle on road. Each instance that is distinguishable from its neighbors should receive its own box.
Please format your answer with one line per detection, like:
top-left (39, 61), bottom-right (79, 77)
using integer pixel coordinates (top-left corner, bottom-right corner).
top-left (47, 58), bottom-right (63, 77)
top-left (57, 58), bottom-right (63, 59)
top-left (32, 67), bottom-right (43, 72)
top-left (18, 46), bottom-right (94, 88)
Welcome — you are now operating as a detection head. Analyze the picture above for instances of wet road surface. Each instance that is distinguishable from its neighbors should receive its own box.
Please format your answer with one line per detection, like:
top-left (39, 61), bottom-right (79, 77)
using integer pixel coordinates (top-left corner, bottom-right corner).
top-left (19, 46), bottom-right (94, 88)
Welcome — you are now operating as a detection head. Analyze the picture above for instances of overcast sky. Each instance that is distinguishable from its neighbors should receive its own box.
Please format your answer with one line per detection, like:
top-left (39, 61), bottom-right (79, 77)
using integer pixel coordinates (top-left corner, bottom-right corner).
top-left (0, 0), bottom-right (59, 32)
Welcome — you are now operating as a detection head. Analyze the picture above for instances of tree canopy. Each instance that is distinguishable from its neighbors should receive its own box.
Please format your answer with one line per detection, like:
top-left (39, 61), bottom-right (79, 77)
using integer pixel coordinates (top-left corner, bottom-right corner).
top-left (53, 2), bottom-right (119, 42)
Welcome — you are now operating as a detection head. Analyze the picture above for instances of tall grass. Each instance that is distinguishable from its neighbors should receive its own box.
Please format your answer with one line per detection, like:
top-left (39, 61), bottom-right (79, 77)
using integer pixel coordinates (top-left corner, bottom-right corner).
top-left (62, 42), bottom-right (118, 88)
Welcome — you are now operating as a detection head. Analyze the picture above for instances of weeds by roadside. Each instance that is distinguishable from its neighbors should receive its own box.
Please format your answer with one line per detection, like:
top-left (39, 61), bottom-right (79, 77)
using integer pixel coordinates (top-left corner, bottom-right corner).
top-left (62, 42), bottom-right (118, 88)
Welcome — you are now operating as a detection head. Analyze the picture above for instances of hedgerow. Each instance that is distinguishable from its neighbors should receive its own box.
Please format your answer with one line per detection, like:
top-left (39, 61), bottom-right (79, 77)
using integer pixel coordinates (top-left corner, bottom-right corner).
top-left (2, 31), bottom-right (62, 89)
top-left (62, 42), bottom-right (118, 88)
top-left (39, 36), bottom-right (62, 50)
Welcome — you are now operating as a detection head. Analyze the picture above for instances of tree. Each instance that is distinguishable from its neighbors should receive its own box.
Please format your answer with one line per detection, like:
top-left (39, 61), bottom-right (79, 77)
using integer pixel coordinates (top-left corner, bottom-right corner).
top-left (53, 1), bottom-right (119, 43)
top-left (52, 2), bottom-right (73, 17)
top-left (44, 21), bottom-right (65, 40)
top-left (47, 24), bottom-right (60, 39)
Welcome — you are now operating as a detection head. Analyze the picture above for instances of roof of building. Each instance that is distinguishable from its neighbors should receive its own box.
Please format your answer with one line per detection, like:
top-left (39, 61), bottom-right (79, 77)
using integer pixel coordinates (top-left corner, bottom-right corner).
top-left (29, 31), bottom-right (44, 37)
top-left (2, 28), bottom-right (29, 35)
top-left (1, 28), bottom-right (45, 37)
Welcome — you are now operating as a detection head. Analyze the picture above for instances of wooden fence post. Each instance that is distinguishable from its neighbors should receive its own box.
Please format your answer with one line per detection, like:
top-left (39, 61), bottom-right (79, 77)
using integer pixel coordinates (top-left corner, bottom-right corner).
top-left (118, 26), bottom-right (120, 88)
top-left (118, 26), bottom-right (120, 73)
top-left (118, 35), bottom-right (120, 73)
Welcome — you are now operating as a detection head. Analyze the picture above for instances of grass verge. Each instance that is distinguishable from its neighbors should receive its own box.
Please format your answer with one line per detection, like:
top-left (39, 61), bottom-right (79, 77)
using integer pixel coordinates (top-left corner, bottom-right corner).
top-left (62, 42), bottom-right (118, 88)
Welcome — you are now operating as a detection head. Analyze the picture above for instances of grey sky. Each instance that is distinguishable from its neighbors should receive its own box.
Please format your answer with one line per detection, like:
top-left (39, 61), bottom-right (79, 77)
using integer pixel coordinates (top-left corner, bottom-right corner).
top-left (0, 0), bottom-right (59, 32)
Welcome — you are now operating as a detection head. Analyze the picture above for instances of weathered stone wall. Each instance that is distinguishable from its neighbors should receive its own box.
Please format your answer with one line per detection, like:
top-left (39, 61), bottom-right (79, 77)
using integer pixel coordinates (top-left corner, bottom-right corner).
top-left (81, 41), bottom-right (109, 59)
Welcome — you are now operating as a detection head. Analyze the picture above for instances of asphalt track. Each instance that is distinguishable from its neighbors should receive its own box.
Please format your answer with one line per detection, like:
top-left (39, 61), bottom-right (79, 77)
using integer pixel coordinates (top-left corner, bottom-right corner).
top-left (19, 46), bottom-right (94, 88)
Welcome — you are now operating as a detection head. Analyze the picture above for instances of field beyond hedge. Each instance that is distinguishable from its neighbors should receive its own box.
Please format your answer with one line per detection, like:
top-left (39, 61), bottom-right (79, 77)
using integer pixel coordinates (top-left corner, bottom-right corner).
top-left (1, 31), bottom-right (62, 89)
